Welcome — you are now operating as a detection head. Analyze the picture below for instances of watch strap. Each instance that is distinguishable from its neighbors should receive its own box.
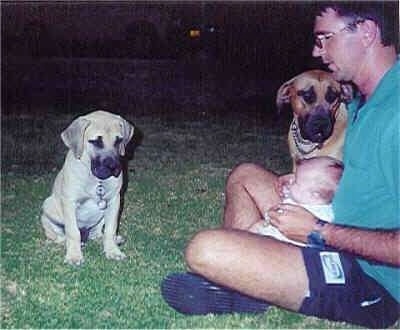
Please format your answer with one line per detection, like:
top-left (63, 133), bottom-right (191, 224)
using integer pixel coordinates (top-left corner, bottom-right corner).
top-left (307, 218), bottom-right (327, 249)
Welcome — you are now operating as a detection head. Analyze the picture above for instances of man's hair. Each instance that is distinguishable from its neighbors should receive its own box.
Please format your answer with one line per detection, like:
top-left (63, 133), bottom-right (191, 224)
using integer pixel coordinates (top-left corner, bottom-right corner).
top-left (316, 1), bottom-right (399, 51)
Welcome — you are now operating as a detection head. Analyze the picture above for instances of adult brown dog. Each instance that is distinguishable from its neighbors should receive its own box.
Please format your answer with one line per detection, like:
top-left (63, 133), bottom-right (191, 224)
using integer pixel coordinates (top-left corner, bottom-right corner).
top-left (41, 110), bottom-right (134, 266)
top-left (276, 70), bottom-right (352, 170)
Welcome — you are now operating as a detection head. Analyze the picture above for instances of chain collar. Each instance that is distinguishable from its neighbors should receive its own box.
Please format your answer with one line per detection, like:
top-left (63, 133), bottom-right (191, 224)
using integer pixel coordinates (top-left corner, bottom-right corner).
top-left (76, 157), bottom-right (110, 210)
top-left (96, 181), bottom-right (108, 210)
top-left (78, 159), bottom-right (108, 210)
top-left (291, 120), bottom-right (321, 155)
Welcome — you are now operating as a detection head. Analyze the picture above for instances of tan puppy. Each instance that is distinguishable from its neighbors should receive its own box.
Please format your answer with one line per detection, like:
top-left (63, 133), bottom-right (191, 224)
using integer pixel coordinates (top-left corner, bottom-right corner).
top-left (276, 70), bottom-right (352, 169)
top-left (41, 110), bottom-right (134, 266)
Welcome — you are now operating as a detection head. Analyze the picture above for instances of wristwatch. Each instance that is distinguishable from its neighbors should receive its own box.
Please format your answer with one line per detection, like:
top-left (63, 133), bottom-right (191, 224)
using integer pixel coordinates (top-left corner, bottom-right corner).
top-left (307, 219), bottom-right (327, 249)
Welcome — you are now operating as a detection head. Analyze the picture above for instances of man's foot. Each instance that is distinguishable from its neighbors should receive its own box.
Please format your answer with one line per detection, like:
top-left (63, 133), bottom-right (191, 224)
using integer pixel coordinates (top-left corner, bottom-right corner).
top-left (161, 272), bottom-right (269, 315)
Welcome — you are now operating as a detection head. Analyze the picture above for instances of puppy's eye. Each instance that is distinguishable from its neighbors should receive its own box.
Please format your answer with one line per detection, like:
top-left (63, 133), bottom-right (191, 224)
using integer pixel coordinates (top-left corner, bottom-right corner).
top-left (114, 136), bottom-right (123, 147)
top-left (297, 87), bottom-right (316, 104)
top-left (325, 87), bottom-right (339, 104)
top-left (88, 136), bottom-right (104, 148)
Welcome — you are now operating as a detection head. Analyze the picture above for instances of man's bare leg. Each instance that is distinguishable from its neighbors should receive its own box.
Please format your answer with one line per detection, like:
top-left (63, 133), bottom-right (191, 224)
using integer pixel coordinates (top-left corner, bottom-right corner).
top-left (162, 163), bottom-right (308, 313)
top-left (185, 164), bottom-right (308, 311)
top-left (223, 163), bottom-right (281, 230)
top-left (185, 229), bottom-right (309, 311)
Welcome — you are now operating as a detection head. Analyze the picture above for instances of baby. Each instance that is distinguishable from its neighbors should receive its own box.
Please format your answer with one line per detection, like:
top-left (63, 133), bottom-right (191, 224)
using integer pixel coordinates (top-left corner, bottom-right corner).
top-left (250, 156), bottom-right (344, 246)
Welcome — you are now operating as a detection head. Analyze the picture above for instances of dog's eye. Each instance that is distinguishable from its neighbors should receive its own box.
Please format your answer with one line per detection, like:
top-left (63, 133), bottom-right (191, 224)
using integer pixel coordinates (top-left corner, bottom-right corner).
top-left (88, 137), bottom-right (104, 149)
top-left (298, 87), bottom-right (316, 104)
top-left (325, 87), bottom-right (339, 104)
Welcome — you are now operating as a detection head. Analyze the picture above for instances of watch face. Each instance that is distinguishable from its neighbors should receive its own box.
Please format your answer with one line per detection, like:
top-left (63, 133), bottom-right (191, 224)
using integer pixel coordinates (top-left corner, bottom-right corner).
top-left (307, 230), bottom-right (325, 249)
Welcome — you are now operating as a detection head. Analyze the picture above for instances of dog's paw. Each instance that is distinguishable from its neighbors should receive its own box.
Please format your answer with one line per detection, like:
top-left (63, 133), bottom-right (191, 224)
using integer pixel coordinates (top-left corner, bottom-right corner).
top-left (64, 253), bottom-right (84, 266)
top-left (115, 235), bottom-right (125, 246)
top-left (104, 247), bottom-right (126, 261)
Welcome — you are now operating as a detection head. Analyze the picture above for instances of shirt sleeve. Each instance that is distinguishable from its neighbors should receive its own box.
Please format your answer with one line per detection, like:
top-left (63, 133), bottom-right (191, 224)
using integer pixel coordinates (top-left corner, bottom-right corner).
top-left (379, 110), bottom-right (400, 223)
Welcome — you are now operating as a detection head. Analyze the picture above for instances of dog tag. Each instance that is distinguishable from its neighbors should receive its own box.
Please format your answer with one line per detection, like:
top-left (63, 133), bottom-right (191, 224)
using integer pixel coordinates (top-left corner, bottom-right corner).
top-left (96, 184), bottom-right (105, 197)
top-left (97, 200), bottom-right (107, 210)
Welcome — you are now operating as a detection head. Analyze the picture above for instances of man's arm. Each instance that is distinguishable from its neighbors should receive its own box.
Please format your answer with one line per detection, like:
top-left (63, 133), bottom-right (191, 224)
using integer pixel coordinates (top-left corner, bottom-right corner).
top-left (268, 204), bottom-right (400, 266)
top-left (321, 223), bottom-right (400, 266)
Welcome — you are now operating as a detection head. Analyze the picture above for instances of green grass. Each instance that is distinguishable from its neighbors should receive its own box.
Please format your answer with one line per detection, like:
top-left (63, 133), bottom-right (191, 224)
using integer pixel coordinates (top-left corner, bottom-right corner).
top-left (0, 110), bottom-right (371, 328)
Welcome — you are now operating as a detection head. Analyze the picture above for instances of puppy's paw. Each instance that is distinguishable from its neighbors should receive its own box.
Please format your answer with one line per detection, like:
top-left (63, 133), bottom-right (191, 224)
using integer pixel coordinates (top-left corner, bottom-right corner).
top-left (65, 242), bottom-right (84, 266)
top-left (115, 235), bottom-right (125, 246)
top-left (64, 253), bottom-right (84, 266)
top-left (104, 247), bottom-right (126, 261)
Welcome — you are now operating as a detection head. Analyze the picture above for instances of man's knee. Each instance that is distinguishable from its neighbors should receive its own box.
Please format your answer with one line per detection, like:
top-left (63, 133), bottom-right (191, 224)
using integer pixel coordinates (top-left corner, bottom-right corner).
top-left (225, 163), bottom-right (277, 199)
top-left (226, 163), bottom-right (263, 187)
top-left (185, 229), bottom-right (225, 273)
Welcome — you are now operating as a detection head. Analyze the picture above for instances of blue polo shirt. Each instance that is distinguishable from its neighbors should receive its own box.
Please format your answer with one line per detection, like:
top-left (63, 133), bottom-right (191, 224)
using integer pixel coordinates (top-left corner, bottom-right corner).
top-left (332, 60), bottom-right (400, 302)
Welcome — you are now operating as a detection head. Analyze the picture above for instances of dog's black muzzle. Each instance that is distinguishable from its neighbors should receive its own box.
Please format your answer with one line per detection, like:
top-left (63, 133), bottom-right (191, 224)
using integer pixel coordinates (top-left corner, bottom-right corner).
top-left (91, 155), bottom-right (122, 180)
top-left (298, 106), bottom-right (335, 144)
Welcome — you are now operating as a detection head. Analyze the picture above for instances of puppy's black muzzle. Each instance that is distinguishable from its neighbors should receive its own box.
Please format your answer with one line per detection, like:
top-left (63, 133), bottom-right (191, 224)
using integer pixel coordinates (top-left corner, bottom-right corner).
top-left (91, 156), bottom-right (122, 180)
top-left (298, 107), bottom-right (335, 144)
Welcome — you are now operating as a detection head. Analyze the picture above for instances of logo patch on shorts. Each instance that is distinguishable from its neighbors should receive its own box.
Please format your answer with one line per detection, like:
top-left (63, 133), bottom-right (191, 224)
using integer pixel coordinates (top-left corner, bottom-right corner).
top-left (319, 251), bottom-right (345, 284)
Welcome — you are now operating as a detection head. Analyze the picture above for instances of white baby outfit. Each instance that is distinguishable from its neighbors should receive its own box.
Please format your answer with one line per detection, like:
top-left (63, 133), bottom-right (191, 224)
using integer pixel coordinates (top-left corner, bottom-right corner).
top-left (258, 197), bottom-right (334, 247)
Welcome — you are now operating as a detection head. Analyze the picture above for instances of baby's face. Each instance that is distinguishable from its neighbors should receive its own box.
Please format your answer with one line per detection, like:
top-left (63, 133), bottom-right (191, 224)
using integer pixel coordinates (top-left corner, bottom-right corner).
top-left (285, 159), bottom-right (339, 205)
top-left (286, 172), bottom-right (324, 204)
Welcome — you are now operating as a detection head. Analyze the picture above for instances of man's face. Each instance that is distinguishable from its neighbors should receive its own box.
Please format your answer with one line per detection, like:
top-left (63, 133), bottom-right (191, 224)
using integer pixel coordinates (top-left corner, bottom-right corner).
top-left (312, 8), bottom-right (365, 82)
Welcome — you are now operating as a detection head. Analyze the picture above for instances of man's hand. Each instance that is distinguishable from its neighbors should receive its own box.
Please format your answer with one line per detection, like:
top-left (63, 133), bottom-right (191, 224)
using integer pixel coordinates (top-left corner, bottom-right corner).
top-left (268, 203), bottom-right (317, 243)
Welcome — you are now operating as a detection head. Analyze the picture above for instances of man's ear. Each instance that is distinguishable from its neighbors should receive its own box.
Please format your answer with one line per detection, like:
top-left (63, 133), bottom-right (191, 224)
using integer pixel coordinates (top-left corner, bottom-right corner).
top-left (359, 19), bottom-right (378, 47)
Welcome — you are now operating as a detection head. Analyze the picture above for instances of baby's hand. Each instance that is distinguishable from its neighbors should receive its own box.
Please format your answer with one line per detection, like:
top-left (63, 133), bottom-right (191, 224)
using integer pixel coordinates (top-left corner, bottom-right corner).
top-left (275, 174), bottom-right (294, 198)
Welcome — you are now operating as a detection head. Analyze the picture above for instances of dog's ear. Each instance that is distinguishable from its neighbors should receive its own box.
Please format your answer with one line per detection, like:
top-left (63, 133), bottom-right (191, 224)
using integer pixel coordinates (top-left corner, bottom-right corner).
top-left (276, 79), bottom-right (295, 114)
top-left (340, 83), bottom-right (354, 103)
top-left (61, 117), bottom-right (91, 159)
top-left (119, 119), bottom-right (135, 156)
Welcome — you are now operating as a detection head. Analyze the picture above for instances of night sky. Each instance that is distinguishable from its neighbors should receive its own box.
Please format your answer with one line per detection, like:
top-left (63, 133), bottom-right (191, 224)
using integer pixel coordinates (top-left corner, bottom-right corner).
top-left (2, 2), bottom-right (319, 64)
top-left (2, 1), bottom-right (324, 114)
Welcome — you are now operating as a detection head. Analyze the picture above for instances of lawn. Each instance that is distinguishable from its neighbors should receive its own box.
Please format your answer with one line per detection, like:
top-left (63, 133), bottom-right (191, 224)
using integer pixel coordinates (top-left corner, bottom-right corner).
top-left (1, 109), bottom-right (365, 328)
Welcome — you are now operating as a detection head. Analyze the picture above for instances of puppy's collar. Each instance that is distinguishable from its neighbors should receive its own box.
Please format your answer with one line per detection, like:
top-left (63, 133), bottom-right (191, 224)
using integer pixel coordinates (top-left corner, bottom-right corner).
top-left (291, 120), bottom-right (321, 155)
top-left (96, 181), bottom-right (108, 210)
top-left (79, 160), bottom-right (109, 210)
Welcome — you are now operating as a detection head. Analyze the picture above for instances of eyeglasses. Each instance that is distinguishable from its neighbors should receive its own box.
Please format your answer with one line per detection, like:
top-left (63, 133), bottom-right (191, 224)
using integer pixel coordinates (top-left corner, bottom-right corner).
top-left (314, 19), bottom-right (364, 49)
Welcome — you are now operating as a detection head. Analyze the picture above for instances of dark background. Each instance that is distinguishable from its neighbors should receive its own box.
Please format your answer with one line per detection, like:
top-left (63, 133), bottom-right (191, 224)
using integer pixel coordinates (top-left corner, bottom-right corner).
top-left (2, 1), bottom-right (324, 117)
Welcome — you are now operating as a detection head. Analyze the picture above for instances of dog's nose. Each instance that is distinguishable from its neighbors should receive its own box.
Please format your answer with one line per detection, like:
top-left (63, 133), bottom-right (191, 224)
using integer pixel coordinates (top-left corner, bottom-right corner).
top-left (103, 156), bottom-right (122, 177)
top-left (309, 116), bottom-right (333, 142)
top-left (104, 157), bottom-right (119, 171)
top-left (299, 110), bottom-right (334, 144)
top-left (91, 156), bottom-right (122, 180)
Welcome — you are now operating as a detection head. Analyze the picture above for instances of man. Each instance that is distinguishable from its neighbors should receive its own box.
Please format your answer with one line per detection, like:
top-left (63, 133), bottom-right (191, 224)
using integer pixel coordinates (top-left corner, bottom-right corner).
top-left (161, 2), bottom-right (399, 327)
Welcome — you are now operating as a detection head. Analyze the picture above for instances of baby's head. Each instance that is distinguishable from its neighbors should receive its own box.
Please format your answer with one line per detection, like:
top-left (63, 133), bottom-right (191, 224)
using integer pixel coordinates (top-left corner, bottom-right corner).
top-left (284, 156), bottom-right (344, 205)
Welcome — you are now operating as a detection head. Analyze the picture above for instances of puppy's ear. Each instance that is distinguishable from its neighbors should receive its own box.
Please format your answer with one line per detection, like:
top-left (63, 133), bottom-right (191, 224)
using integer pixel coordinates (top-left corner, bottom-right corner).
top-left (118, 119), bottom-right (135, 156)
top-left (276, 78), bottom-right (295, 114)
top-left (61, 117), bottom-right (91, 159)
top-left (340, 83), bottom-right (354, 103)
